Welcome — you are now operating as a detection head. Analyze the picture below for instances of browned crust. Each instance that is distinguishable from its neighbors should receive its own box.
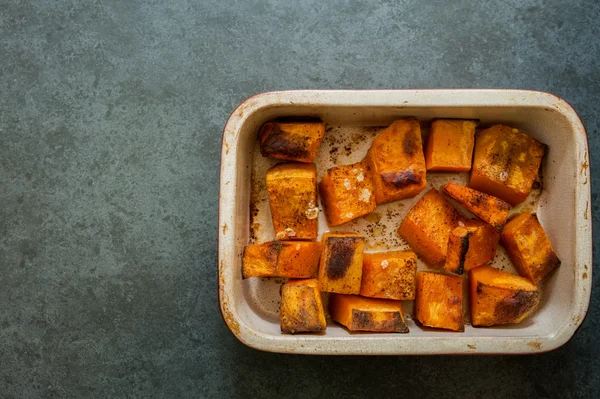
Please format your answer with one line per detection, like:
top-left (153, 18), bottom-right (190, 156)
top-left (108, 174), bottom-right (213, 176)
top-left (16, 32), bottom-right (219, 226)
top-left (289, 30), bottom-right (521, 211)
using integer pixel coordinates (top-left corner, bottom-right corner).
top-left (280, 285), bottom-right (325, 334)
top-left (493, 290), bottom-right (540, 324)
top-left (260, 123), bottom-right (311, 160)
top-left (455, 232), bottom-right (472, 275)
top-left (350, 310), bottom-right (409, 333)
top-left (325, 237), bottom-right (360, 280)
top-left (380, 169), bottom-right (423, 189)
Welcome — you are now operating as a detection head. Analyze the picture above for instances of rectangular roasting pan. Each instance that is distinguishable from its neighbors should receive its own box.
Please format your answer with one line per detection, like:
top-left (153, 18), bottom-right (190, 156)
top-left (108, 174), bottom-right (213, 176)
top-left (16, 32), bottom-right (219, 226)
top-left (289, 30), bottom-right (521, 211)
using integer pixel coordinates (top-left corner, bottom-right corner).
top-left (218, 89), bottom-right (592, 355)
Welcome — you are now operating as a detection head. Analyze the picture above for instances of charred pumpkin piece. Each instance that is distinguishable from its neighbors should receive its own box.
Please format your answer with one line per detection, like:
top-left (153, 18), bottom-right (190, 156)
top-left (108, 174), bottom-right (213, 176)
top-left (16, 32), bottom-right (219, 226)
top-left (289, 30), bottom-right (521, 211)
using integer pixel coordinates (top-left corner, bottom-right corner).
top-left (470, 265), bottom-right (539, 326)
top-left (444, 220), bottom-right (500, 275)
top-left (242, 241), bottom-right (321, 279)
top-left (365, 118), bottom-right (427, 204)
top-left (329, 294), bottom-right (409, 333)
top-left (318, 233), bottom-right (365, 294)
top-left (259, 121), bottom-right (325, 163)
top-left (266, 162), bottom-right (318, 240)
top-left (280, 278), bottom-right (326, 334)
top-left (443, 181), bottom-right (511, 231)
top-left (501, 213), bottom-right (560, 283)
top-left (469, 125), bottom-right (545, 206)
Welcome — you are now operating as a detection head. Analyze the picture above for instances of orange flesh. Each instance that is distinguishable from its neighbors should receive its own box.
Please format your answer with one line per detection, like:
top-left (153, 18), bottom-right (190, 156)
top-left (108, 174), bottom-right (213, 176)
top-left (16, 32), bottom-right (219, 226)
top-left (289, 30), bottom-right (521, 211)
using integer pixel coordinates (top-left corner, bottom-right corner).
top-left (425, 119), bottom-right (477, 172)
top-left (414, 272), bottom-right (464, 331)
top-left (365, 118), bottom-right (427, 204)
top-left (398, 189), bottom-right (463, 266)
top-left (319, 161), bottom-right (376, 226)
top-left (360, 250), bottom-right (417, 300)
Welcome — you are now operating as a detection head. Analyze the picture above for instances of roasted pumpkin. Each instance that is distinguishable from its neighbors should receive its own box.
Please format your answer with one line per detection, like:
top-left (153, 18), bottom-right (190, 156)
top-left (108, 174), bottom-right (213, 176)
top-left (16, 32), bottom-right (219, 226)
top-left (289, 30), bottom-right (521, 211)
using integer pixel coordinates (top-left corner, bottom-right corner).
top-left (443, 182), bottom-right (511, 231)
top-left (501, 213), bottom-right (560, 283)
top-left (318, 232), bottom-right (365, 294)
top-left (414, 271), bottom-right (464, 332)
top-left (444, 219), bottom-right (500, 275)
top-left (266, 162), bottom-right (318, 240)
top-left (365, 118), bottom-right (427, 204)
top-left (329, 294), bottom-right (409, 333)
top-left (425, 119), bottom-right (477, 172)
top-left (360, 250), bottom-right (417, 300)
top-left (242, 241), bottom-right (279, 278)
top-left (259, 121), bottom-right (325, 163)
top-left (469, 125), bottom-right (545, 206)
top-left (397, 189), bottom-right (464, 266)
top-left (242, 241), bottom-right (322, 279)
top-left (280, 278), bottom-right (327, 334)
top-left (319, 161), bottom-right (376, 226)
top-left (470, 265), bottom-right (539, 326)
top-left (277, 241), bottom-right (322, 278)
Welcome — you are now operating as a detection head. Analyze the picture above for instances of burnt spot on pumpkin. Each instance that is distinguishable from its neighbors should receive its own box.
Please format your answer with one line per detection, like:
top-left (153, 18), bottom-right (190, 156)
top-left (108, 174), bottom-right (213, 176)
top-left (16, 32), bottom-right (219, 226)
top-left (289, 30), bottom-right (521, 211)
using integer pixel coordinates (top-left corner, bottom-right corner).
top-left (455, 233), bottom-right (472, 275)
top-left (352, 310), bottom-right (374, 329)
top-left (494, 290), bottom-right (539, 322)
top-left (264, 241), bottom-right (284, 264)
top-left (533, 250), bottom-right (561, 281)
top-left (476, 282), bottom-right (484, 294)
top-left (380, 169), bottom-right (422, 189)
top-left (402, 130), bottom-right (420, 156)
top-left (351, 310), bottom-right (408, 333)
top-left (259, 123), bottom-right (310, 159)
top-left (325, 237), bottom-right (360, 279)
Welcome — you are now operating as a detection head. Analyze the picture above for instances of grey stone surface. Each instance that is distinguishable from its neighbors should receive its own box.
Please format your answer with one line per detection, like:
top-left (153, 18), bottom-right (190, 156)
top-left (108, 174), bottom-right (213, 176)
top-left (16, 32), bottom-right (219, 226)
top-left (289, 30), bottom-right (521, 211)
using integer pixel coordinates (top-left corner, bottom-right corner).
top-left (0, 0), bottom-right (598, 397)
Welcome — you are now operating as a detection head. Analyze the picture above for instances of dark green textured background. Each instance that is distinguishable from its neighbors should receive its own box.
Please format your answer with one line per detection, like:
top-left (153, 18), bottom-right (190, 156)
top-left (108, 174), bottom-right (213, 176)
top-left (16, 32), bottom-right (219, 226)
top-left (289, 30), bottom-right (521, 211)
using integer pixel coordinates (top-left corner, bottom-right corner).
top-left (1, 0), bottom-right (598, 397)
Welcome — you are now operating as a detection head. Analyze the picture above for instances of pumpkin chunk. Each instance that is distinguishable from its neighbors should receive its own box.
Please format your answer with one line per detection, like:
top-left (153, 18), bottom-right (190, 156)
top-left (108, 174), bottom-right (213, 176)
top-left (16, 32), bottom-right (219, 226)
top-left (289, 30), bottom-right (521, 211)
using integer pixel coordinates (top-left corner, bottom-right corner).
top-left (501, 213), bottom-right (560, 283)
top-left (365, 119), bottom-right (427, 204)
top-left (319, 161), bottom-right (376, 226)
top-left (470, 265), bottom-right (539, 326)
top-left (318, 233), bottom-right (365, 294)
top-left (414, 272), bottom-right (464, 332)
top-left (470, 125), bottom-right (545, 206)
top-left (444, 220), bottom-right (500, 275)
top-left (242, 241), bottom-right (322, 279)
top-left (425, 119), bottom-right (477, 172)
top-left (360, 250), bottom-right (417, 300)
top-left (329, 294), bottom-right (409, 333)
top-left (266, 163), bottom-right (318, 240)
top-left (280, 279), bottom-right (326, 334)
top-left (259, 121), bottom-right (325, 163)
top-left (443, 182), bottom-right (511, 231)
top-left (397, 189), bottom-right (463, 266)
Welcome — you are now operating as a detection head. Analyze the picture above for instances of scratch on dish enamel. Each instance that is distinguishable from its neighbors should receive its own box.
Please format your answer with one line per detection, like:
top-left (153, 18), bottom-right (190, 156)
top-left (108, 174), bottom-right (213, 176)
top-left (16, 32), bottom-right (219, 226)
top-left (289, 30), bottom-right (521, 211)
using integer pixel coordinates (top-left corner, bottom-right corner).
top-left (218, 90), bottom-right (592, 355)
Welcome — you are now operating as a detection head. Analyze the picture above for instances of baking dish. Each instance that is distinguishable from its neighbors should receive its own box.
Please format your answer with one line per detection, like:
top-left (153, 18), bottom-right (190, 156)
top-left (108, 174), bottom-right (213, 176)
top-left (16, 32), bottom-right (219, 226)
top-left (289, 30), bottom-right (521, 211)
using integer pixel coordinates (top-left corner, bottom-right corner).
top-left (218, 89), bottom-right (592, 355)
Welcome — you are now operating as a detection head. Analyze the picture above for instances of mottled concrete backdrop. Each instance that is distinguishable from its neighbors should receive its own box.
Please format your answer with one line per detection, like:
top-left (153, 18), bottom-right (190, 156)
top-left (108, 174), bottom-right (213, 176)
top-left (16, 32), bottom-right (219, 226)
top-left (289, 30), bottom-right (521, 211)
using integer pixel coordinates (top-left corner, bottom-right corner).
top-left (1, 0), bottom-right (599, 397)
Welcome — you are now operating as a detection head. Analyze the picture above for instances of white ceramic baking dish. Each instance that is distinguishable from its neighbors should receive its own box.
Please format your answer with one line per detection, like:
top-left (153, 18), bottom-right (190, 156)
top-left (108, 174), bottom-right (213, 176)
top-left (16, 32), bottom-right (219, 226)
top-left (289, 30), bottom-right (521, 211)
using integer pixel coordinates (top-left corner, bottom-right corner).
top-left (218, 89), bottom-right (592, 355)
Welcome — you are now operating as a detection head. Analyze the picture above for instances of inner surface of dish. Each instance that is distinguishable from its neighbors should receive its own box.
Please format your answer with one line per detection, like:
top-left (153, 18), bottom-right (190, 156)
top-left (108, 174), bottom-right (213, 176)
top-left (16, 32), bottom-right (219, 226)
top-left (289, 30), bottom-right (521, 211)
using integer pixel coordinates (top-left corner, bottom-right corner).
top-left (245, 121), bottom-right (544, 332)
